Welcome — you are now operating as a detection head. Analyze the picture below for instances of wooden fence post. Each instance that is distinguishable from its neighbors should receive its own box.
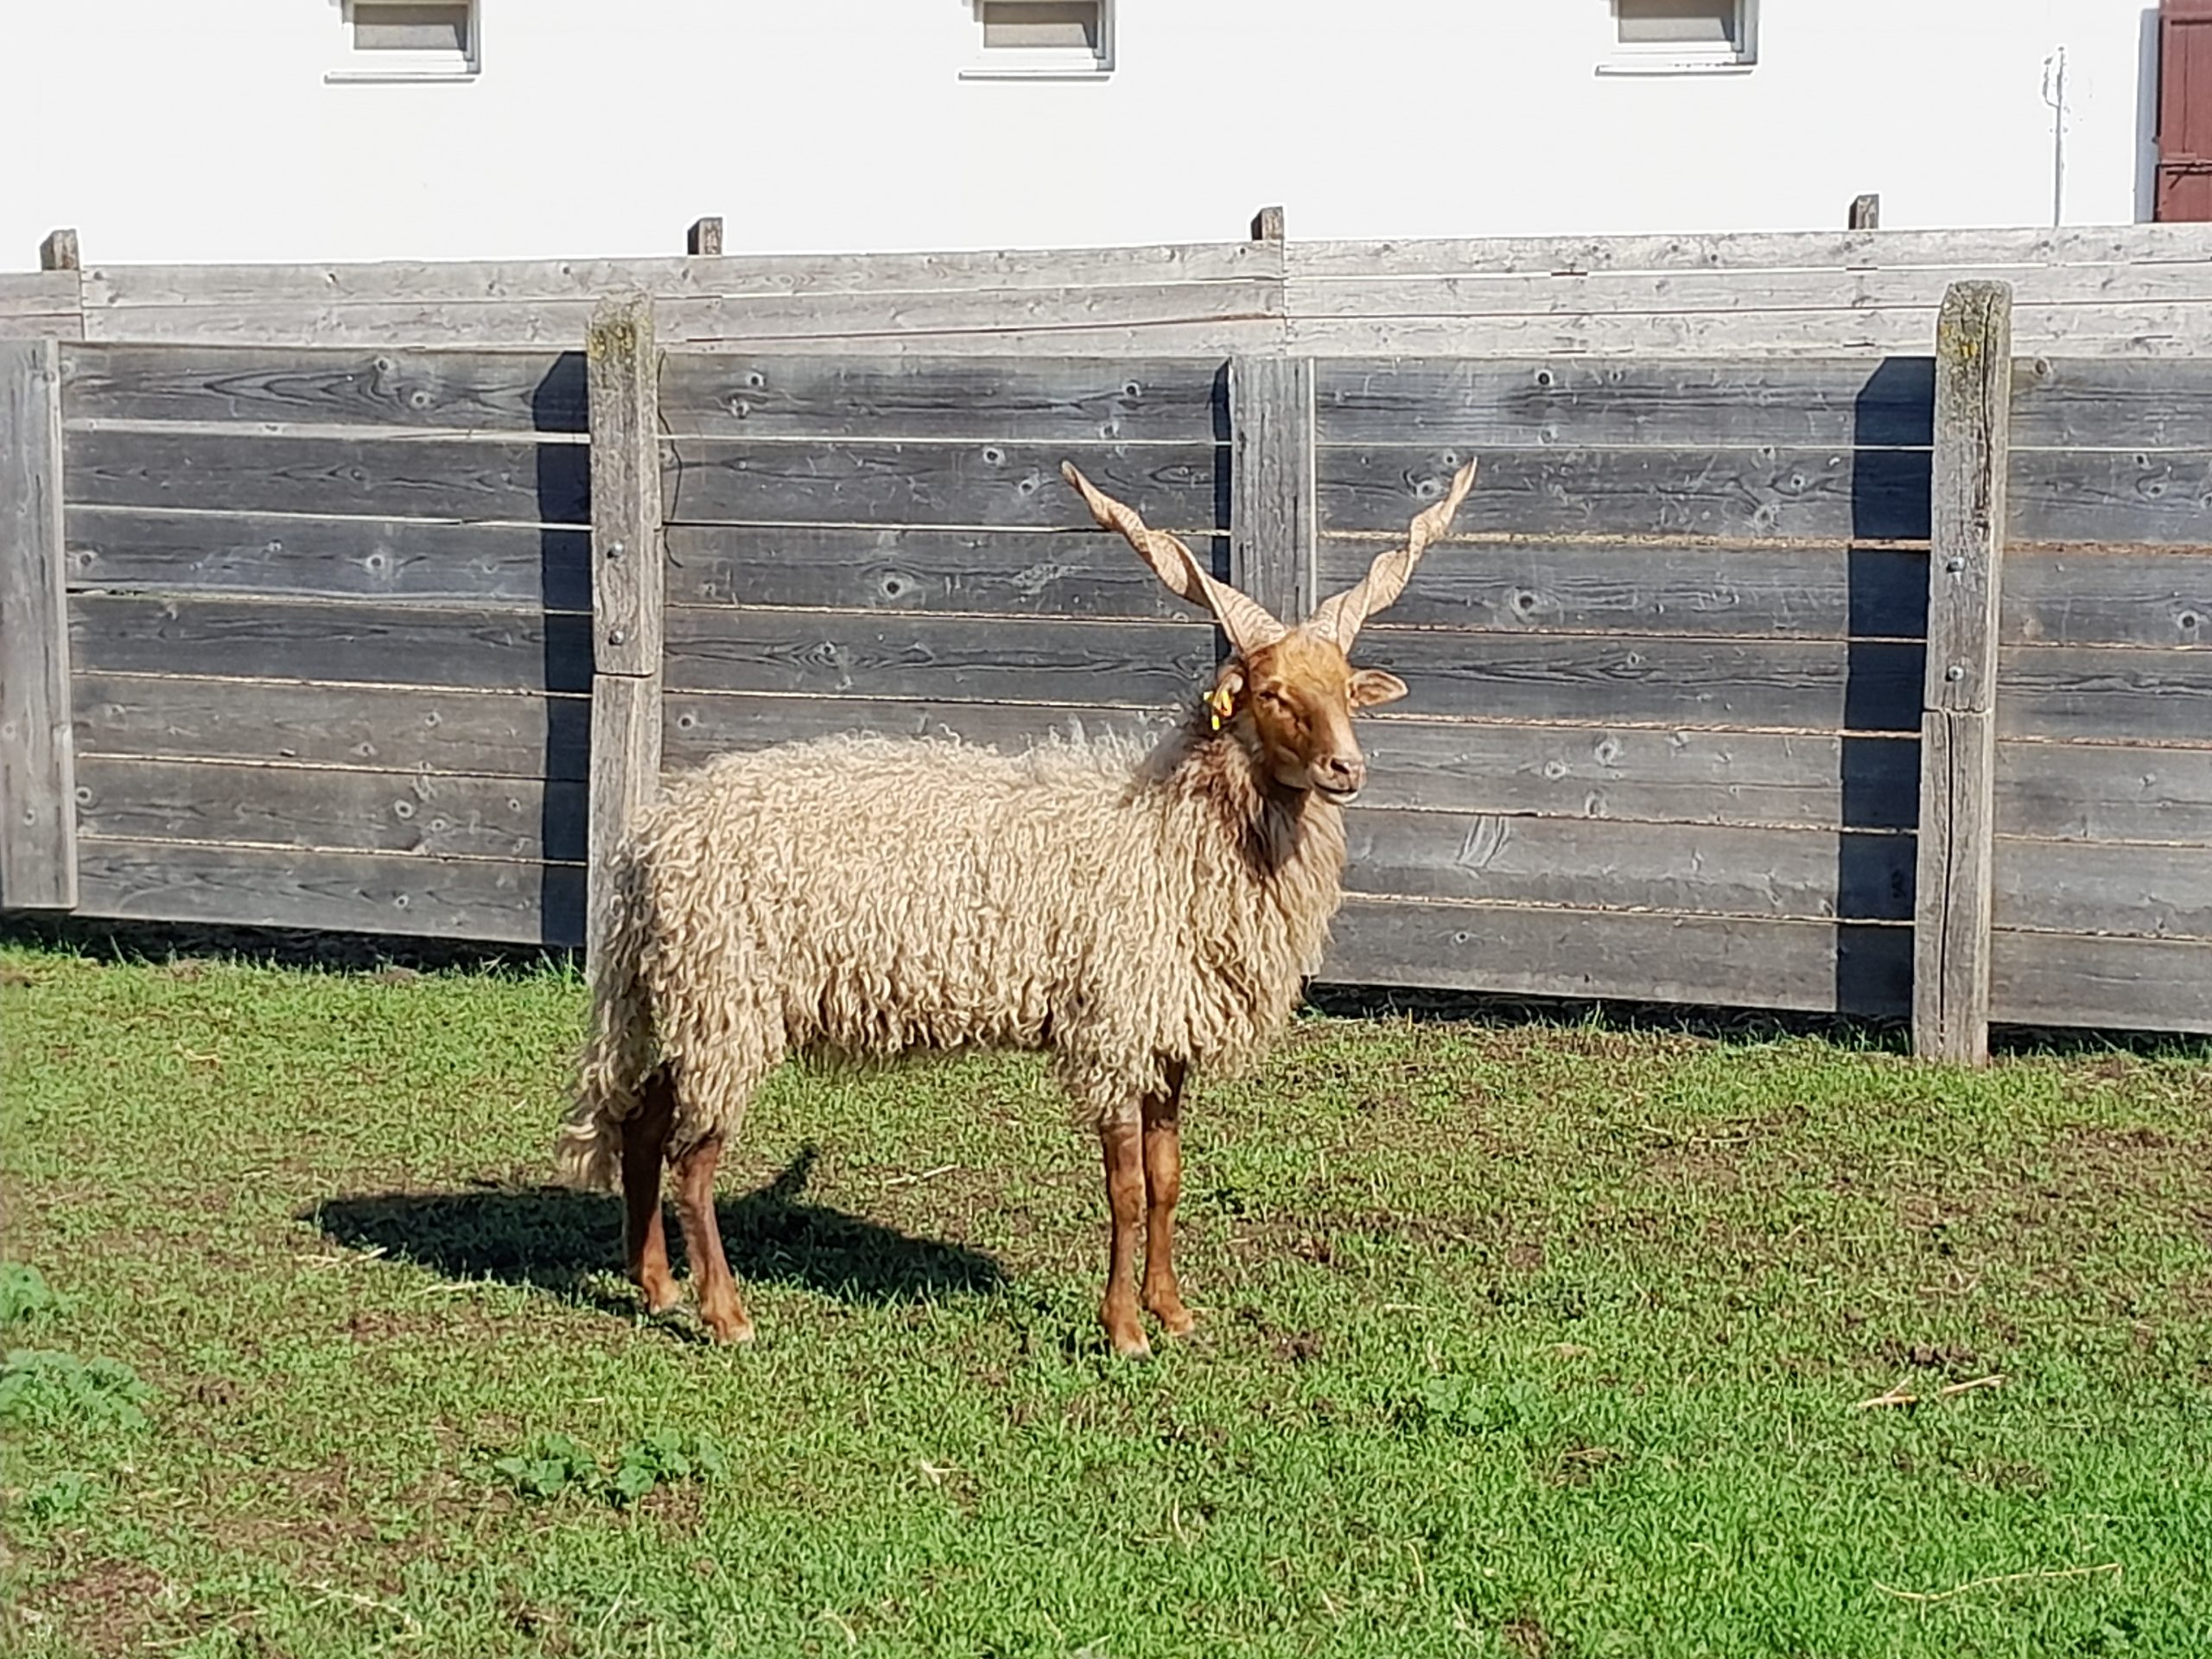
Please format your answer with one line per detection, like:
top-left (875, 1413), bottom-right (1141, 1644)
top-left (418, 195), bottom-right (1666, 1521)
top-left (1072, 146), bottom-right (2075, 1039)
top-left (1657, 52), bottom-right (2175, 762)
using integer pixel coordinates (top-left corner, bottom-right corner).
top-left (585, 297), bottom-right (664, 969)
top-left (686, 216), bottom-right (723, 257)
top-left (1913, 280), bottom-right (2013, 1064)
top-left (1249, 205), bottom-right (1285, 243)
top-left (1229, 356), bottom-right (1314, 623)
top-left (1848, 194), bottom-right (1881, 231)
top-left (39, 229), bottom-right (79, 271)
top-left (0, 339), bottom-right (78, 910)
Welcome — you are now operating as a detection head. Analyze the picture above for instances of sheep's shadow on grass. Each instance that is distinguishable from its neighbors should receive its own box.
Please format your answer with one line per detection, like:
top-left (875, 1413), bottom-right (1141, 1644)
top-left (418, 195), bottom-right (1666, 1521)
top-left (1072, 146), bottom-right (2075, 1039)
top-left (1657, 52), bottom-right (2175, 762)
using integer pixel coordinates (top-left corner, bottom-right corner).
top-left (305, 1144), bottom-right (1005, 1316)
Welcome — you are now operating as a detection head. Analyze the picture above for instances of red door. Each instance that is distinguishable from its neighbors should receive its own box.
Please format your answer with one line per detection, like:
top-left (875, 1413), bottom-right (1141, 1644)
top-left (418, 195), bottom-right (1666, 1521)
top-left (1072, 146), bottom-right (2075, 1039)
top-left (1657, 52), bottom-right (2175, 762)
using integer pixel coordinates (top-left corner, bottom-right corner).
top-left (2158, 0), bottom-right (2212, 220)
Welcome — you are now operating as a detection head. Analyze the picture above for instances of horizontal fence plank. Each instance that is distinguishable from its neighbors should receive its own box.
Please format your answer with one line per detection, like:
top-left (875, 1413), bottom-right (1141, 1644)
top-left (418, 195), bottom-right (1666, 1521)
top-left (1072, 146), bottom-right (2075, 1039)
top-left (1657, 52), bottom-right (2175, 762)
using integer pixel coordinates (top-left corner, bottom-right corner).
top-left (1998, 645), bottom-right (2212, 743)
top-left (1291, 262), bottom-right (2212, 321)
top-left (659, 281), bottom-right (1280, 343)
top-left (2000, 550), bottom-right (2212, 648)
top-left (664, 609), bottom-right (1213, 704)
top-left (1287, 306), bottom-right (2212, 359)
top-left (80, 302), bottom-right (601, 350)
top-left (69, 595), bottom-right (594, 693)
top-left (81, 243), bottom-right (1281, 308)
top-left (665, 524), bottom-right (1226, 619)
top-left (1287, 226), bottom-right (2212, 280)
top-left (668, 622), bottom-right (1917, 741)
top-left (658, 700), bottom-right (1922, 831)
top-left (73, 837), bottom-right (582, 946)
top-left (2009, 450), bottom-right (2212, 547)
top-left (1321, 896), bottom-right (1910, 1015)
top-left (658, 353), bottom-right (1224, 442)
top-left (1990, 929), bottom-right (2212, 1033)
top-left (2011, 357), bottom-right (2212, 450)
top-left (67, 511), bottom-right (589, 608)
top-left (1358, 630), bottom-right (1924, 733)
top-left (64, 429), bottom-right (590, 524)
top-left (73, 673), bottom-right (588, 779)
top-left (0, 272), bottom-right (79, 317)
top-left (82, 306), bottom-right (1278, 358)
top-left (1320, 538), bottom-right (1927, 638)
top-left (662, 320), bottom-right (1276, 357)
top-left (80, 287), bottom-right (1268, 354)
top-left (1316, 448), bottom-right (1931, 542)
top-left (1290, 311), bottom-right (1947, 358)
top-left (1, 316), bottom-right (83, 343)
top-left (1995, 836), bottom-right (2212, 940)
top-left (1344, 810), bottom-right (1914, 921)
top-left (662, 440), bottom-right (1224, 530)
top-left (76, 756), bottom-right (585, 862)
top-left (1356, 721), bottom-right (1916, 829)
top-left (1996, 739), bottom-right (2212, 842)
top-left (664, 691), bottom-right (1178, 771)
top-left (60, 343), bottom-right (586, 432)
top-left (1313, 358), bottom-right (1934, 448)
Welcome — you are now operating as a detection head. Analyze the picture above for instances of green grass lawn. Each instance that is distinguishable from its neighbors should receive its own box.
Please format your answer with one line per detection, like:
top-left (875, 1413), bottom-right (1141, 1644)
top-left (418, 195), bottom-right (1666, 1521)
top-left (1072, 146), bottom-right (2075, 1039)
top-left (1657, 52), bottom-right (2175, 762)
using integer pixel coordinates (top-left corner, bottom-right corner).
top-left (3, 938), bottom-right (2210, 1657)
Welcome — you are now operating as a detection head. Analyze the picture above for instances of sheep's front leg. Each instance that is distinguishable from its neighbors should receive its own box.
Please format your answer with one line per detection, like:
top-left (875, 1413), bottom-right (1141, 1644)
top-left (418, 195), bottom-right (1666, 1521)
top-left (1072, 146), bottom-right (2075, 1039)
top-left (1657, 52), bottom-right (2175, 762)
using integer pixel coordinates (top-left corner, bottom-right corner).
top-left (672, 1135), bottom-right (754, 1345)
top-left (1097, 1116), bottom-right (1151, 1358)
top-left (1141, 1063), bottom-right (1195, 1338)
top-left (620, 1067), bottom-right (682, 1314)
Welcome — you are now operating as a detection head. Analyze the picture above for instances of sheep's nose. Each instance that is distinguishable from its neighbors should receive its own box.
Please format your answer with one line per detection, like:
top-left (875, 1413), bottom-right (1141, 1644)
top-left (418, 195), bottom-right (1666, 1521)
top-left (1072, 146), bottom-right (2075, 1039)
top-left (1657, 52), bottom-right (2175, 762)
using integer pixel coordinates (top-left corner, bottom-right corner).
top-left (1320, 753), bottom-right (1365, 791)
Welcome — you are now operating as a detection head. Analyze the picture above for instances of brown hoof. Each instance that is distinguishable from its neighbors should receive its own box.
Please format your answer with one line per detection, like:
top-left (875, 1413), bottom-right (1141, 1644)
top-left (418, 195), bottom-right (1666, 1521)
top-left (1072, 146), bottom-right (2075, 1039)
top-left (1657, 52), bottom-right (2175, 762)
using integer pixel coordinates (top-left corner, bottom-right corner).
top-left (1102, 1306), bottom-right (1153, 1359)
top-left (635, 1274), bottom-right (682, 1316)
top-left (1146, 1299), bottom-right (1197, 1338)
top-left (700, 1306), bottom-right (756, 1346)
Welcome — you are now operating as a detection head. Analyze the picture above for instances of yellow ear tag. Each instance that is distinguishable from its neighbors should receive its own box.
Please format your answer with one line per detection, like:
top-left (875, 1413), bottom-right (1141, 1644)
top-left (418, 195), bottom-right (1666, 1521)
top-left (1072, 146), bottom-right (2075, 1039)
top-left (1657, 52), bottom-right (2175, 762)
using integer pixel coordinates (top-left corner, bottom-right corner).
top-left (1206, 685), bottom-right (1236, 731)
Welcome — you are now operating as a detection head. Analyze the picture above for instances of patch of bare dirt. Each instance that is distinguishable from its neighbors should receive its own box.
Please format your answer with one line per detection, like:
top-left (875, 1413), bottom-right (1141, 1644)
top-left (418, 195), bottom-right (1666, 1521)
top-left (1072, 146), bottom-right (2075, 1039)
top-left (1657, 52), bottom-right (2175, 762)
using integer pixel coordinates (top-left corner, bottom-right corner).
top-left (22, 1559), bottom-right (168, 1657)
top-left (1548, 1443), bottom-right (1627, 1487)
top-left (1503, 1613), bottom-right (1552, 1657)
top-left (1874, 1338), bottom-right (1984, 1374)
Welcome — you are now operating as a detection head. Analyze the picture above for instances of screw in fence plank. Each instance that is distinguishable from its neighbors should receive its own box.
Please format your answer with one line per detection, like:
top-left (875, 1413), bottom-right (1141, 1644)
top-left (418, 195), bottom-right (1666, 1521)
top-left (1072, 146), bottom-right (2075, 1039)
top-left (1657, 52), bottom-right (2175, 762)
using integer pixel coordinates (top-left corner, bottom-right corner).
top-left (1249, 205), bottom-right (1285, 243)
top-left (585, 296), bottom-right (665, 972)
top-left (38, 228), bottom-right (79, 271)
top-left (1913, 280), bottom-right (2013, 1064)
top-left (686, 216), bottom-right (723, 257)
top-left (1849, 194), bottom-right (1881, 231)
top-left (0, 339), bottom-right (79, 909)
top-left (1228, 355), bottom-right (1315, 624)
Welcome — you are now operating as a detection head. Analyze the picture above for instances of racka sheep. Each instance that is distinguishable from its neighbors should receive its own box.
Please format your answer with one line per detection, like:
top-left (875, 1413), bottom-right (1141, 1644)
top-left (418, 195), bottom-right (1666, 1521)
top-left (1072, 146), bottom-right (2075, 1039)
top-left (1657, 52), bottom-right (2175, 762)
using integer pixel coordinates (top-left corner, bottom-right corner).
top-left (556, 458), bottom-right (1479, 1356)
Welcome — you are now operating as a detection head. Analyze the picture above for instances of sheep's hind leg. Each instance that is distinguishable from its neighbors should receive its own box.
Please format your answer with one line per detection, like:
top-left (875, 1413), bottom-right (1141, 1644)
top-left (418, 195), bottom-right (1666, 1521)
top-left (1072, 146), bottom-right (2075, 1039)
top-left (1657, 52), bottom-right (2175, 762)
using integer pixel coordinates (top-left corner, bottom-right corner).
top-left (1140, 1062), bottom-right (1195, 1338)
top-left (1098, 1116), bottom-right (1151, 1358)
top-left (620, 1066), bottom-right (681, 1314)
top-left (673, 1135), bottom-right (754, 1344)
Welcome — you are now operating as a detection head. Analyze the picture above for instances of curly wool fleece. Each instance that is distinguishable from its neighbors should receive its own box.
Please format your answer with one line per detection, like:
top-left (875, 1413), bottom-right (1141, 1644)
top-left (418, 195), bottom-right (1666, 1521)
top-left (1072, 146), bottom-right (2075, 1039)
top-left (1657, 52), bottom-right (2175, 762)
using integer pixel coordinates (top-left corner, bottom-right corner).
top-left (556, 715), bottom-right (1349, 1186)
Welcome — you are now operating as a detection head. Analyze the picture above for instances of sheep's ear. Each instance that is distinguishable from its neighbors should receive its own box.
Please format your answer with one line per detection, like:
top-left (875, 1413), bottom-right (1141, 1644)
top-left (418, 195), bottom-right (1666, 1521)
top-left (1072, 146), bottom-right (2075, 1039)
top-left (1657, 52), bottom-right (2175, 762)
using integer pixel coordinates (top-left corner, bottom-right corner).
top-left (1348, 669), bottom-right (1408, 710)
top-left (1206, 661), bottom-right (1247, 728)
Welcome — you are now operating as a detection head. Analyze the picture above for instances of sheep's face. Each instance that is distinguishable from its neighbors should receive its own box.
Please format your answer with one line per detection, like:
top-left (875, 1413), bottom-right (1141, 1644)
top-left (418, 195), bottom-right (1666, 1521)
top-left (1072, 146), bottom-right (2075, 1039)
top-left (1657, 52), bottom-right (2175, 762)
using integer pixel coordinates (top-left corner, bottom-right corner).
top-left (1217, 631), bottom-right (1407, 804)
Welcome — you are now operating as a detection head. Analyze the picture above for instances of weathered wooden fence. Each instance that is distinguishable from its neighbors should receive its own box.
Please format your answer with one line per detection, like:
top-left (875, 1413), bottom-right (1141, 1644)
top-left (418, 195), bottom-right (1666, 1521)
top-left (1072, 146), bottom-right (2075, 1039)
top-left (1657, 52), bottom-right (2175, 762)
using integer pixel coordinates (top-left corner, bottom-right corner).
top-left (18, 222), bottom-right (2212, 355)
top-left (5, 227), bottom-right (2212, 1052)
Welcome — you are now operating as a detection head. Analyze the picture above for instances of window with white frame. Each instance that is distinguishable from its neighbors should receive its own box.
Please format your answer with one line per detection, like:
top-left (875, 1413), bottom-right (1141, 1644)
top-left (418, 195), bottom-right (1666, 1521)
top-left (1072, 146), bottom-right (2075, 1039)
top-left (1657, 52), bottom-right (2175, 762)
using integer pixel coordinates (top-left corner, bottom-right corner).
top-left (1601, 0), bottom-right (1756, 73)
top-left (330, 1), bottom-right (480, 81)
top-left (964, 1), bottom-right (1113, 79)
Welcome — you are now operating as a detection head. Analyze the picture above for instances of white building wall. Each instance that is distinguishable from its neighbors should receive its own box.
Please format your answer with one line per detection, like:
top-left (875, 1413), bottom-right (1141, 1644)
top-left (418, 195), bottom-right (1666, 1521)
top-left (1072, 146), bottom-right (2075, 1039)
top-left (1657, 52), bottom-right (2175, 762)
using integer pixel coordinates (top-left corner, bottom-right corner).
top-left (0, 1), bottom-right (2164, 267)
